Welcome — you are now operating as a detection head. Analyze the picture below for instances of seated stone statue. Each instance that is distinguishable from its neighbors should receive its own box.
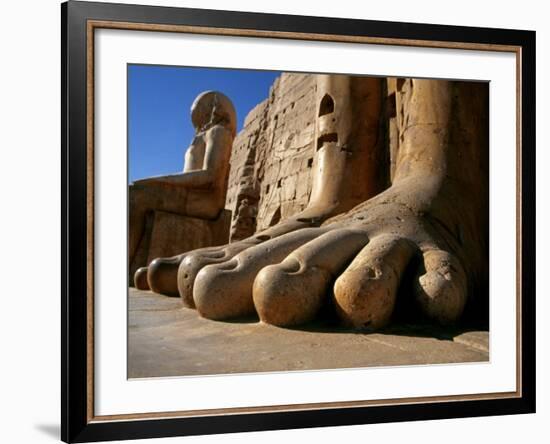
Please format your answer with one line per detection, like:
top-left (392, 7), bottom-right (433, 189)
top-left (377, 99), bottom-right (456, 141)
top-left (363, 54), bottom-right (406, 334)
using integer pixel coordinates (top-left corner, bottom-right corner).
top-left (130, 91), bottom-right (236, 290)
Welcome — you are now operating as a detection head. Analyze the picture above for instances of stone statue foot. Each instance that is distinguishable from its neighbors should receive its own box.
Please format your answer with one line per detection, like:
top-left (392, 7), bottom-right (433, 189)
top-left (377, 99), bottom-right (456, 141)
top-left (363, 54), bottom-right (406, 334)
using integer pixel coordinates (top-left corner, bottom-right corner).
top-left (141, 217), bottom-right (315, 300)
top-left (135, 245), bottom-right (228, 297)
top-left (141, 243), bottom-right (253, 299)
top-left (186, 179), bottom-right (471, 329)
top-left (176, 219), bottom-right (313, 307)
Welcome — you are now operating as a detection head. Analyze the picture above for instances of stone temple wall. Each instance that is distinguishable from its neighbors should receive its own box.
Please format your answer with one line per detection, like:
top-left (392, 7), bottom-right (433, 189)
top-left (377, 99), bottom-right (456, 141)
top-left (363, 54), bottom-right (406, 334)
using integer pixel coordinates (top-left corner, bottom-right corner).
top-left (226, 72), bottom-right (318, 241)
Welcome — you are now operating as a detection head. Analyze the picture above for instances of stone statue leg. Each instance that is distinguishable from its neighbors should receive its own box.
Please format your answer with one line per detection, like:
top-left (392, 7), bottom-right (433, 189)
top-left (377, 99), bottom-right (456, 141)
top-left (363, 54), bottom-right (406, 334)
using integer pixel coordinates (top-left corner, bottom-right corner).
top-left (128, 182), bottom-right (188, 273)
top-left (185, 79), bottom-right (488, 328)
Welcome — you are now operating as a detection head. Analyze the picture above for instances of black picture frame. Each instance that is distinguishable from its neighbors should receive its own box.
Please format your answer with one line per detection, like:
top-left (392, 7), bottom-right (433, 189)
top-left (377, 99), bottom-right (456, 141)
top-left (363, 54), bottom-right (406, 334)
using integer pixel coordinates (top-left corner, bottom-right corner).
top-left (61, 1), bottom-right (536, 442)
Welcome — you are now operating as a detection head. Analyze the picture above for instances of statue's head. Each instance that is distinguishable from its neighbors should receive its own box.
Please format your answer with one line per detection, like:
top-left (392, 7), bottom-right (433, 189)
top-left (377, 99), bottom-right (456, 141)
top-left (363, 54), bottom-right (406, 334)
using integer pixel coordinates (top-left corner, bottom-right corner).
top-left (191, 91), bottom-right (237, 137)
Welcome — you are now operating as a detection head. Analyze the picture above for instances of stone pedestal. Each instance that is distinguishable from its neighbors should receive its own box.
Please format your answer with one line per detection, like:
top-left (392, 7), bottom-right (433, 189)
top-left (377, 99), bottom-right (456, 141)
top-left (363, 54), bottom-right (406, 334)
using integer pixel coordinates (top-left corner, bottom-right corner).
top-left (129, 209), bottom-right (231, 284)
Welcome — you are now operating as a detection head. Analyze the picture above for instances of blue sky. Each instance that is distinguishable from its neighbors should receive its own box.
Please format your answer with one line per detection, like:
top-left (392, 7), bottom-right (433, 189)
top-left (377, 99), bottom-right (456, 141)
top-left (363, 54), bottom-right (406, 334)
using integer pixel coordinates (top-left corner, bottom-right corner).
top-left (128, 65), bottom-right (281, 182)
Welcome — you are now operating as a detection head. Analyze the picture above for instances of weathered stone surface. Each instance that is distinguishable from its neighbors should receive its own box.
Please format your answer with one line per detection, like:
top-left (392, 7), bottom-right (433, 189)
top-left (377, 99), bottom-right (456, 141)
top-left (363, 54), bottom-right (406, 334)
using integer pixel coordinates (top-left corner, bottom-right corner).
top-left (128, 288), bottom-right (488, 378)
top-left (230, 198), bottom-right (258, 242)
top-left (227, 73), bottom-right (318, 238)
top-left (147, 210), bottom-right (231, 264)
top-left (141, 210), bottom-right (231, 296)
top-left (227, 73), bottom-right (389, 237)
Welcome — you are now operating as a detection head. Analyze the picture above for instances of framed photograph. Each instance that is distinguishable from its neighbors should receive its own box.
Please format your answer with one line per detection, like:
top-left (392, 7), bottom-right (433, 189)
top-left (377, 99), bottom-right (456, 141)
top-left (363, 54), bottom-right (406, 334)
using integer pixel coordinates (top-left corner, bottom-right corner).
top-left (62, 0), bottom-right (535, 442)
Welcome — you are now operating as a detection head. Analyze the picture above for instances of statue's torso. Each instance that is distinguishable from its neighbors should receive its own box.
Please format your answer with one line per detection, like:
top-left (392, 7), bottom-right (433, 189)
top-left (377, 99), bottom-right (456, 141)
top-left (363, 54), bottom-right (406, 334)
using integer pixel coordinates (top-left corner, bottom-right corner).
top-left (183, 126), bottom-right (232, 219)
top-left (184, 133), bottom-right (206, 172)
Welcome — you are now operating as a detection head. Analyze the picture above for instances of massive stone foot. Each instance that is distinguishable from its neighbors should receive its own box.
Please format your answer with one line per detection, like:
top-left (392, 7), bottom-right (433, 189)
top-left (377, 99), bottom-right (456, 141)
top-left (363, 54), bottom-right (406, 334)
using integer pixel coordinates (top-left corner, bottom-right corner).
top-left (184, 178), bottom-right (472, 329)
